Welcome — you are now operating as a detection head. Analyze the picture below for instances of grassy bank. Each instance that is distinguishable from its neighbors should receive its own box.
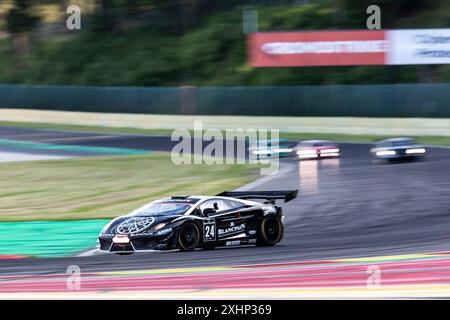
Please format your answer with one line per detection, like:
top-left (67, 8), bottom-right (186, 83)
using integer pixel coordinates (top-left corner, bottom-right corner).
top-left (1, 120), bottom-right (450, 146)
top-left (0, 153), bottom-right (259, 222)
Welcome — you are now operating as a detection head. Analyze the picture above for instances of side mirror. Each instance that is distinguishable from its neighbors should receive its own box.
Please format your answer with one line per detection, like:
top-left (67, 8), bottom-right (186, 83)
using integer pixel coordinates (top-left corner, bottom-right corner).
top-left (203, 208), bottom-right (216, 217)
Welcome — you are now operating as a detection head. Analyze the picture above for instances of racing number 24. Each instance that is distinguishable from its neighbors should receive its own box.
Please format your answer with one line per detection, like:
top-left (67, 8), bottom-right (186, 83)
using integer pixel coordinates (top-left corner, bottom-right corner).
top-left (203, 219), bottom-right (216, 241)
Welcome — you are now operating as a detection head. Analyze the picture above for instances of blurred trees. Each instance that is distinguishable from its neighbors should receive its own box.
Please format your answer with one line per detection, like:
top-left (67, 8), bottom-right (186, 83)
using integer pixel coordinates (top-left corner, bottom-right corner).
top-left (5, 0), bottom-right (39, 34)
top-left (1, 0), bottom-right (450, 85)
top-left (92, 0), bottom-right (117, 31)
top-left (338, 0), bottom-right (433, 28)
top-left (5, 0), bottom-right (40, 65)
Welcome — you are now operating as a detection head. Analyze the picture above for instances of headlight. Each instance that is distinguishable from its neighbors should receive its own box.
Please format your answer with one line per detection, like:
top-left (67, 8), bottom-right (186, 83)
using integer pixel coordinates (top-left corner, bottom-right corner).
top-left (297, 149), bottom-right (317, 155)
top-left (252, 150), bottom-right (273, 155)
top-left (273, 148), bottom-right (293, 153)
top-left (297, 149), bottom-right (318, 158)
top-left (320, 148), bottom-right (340, 154)
top-left (376, 150), bottom-right (396, 156)
top-left (406, 148), bottom-right (426, 154)
top-left (153, 223), bottom-right (166, 231)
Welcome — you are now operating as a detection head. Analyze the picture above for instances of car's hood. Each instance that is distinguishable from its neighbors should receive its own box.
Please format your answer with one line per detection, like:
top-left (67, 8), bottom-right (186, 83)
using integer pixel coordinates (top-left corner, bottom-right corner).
top-left (102, 215), bottom-right (181, 235)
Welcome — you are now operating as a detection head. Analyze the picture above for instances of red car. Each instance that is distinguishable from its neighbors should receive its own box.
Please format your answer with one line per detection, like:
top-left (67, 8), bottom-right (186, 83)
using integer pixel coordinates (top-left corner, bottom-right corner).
top-left (295, 140), bottom-right (341, 160)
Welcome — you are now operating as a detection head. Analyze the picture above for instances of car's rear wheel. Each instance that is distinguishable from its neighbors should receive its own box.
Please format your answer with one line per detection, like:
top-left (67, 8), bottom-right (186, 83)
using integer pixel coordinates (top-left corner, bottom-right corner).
top-left (257, 216), bottom-right (283, 246)
top-left (177, 222), bottom-right (200, 251)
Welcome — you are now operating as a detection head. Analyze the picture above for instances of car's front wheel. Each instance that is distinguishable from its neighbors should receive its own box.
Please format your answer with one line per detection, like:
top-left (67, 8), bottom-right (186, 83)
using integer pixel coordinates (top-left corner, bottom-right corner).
top-left (257, 216), bottom-right (283, 246)
top-left (177, 222), bottom-right (200, 251)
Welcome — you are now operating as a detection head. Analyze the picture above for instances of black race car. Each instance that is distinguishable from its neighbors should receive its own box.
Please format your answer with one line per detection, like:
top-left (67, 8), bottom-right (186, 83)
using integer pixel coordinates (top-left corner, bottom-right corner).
top-left (98, 190), bottom-right (298, 254)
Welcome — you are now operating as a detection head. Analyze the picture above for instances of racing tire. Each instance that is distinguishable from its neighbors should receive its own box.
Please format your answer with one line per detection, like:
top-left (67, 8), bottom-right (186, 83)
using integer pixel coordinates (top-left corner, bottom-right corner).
top-left (257, 216), bottom-right (283, 246)
top-left (177, 222), bottom-right (200, 251)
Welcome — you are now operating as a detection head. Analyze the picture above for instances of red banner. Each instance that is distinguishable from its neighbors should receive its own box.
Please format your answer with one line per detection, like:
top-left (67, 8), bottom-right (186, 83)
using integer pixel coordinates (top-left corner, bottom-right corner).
top-left (248, 30), bottom-right (388, 67)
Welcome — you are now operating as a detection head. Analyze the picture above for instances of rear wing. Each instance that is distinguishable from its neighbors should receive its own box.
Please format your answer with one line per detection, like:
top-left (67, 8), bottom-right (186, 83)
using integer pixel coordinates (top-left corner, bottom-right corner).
top-left (217, 190), bottom-right (298, 204)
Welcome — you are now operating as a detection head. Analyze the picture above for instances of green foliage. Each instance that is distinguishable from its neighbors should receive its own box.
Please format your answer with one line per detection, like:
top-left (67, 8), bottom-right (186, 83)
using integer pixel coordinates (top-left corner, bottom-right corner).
top-left (5, 0), bottom-right (40, 34)
top-left (1, 0), bottom-right (450, 86)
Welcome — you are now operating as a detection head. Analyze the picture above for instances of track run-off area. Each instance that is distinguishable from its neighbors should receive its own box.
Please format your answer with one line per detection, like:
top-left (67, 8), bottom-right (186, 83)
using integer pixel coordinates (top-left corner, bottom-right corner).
top-left (1, 125), bottom-right (450, 298)
top-left (2, 251), bottom-right (450, 298)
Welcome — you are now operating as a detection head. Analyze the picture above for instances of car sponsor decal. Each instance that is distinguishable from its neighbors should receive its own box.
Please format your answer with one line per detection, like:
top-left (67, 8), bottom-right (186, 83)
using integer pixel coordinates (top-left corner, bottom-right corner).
top-left (218, 222), bottom-right (246, 238)
top-left (203, 219), bottom-right (216, 242)
top-left (116, 217), bottom-right (155, 234)
top-left (131, 232), bottom-right (154, 236)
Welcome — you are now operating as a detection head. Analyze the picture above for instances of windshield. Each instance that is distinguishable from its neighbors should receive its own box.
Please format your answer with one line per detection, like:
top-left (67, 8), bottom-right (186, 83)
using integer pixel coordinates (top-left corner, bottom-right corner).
top-left (131, 202), bottom-right (191, 216)
top-left (299, 141), bottom-right (331, 147)
top-left (378, 139), bottom-right (414, 147)
top-left (251, 139), bottom-right (288, 148)
top-left (313, 142), bottom-right (332, 147)
top-left (390, 139), bottom-right (414, 146)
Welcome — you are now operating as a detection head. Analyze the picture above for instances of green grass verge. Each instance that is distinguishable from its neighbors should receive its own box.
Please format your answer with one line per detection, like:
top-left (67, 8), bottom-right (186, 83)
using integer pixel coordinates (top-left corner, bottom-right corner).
top-left (0, 220), bottom-right (109, 257)
top-left (0, 121), bottom-right (176, 136)
top-left (0, 152), bottom-right (259, 222)
top-left (1, 121), bottom-right (450, 146)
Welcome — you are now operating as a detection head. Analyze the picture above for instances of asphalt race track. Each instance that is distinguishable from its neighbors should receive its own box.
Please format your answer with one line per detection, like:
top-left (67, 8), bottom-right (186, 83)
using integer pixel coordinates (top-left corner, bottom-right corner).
top-left (1, 126), bottom-right (450, 277)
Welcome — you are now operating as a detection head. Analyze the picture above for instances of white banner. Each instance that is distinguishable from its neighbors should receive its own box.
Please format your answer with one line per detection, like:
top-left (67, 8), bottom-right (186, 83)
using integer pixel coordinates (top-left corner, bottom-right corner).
top-left (388, 29), bottom-right (450, 65)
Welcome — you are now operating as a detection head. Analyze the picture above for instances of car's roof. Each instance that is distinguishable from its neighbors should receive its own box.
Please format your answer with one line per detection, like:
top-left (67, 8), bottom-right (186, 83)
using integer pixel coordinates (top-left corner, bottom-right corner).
top-left (251, 138), bottom-right (289, 143)
top-left (157, 195), bottom-right (246, 202)
top-left (129, 195), bottom-right (262, 217)
top-left (298, 140), bottom-right (335, 144)
top-left (380, 137), bottom-right (414, 142)
top-left (154, 196), bottom-right (207, 203)
top-left (301, 139), bottom-right (332, 143)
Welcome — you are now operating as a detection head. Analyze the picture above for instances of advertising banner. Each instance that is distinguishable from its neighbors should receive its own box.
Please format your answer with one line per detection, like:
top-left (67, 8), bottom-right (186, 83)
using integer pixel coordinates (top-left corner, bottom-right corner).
top-left (248, 29), bottom-right (450, 67)
top-left (388, 29), bottom-right (450, 65)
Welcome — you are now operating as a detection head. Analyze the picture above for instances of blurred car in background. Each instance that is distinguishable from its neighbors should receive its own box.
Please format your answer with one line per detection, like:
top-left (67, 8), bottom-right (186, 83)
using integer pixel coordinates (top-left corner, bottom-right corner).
top-left (249, 138), bottom-right (294, 159)
top-left (294, 140), bottom-right (341, 160)
top-left (370, 138), bottom-right (426, 162)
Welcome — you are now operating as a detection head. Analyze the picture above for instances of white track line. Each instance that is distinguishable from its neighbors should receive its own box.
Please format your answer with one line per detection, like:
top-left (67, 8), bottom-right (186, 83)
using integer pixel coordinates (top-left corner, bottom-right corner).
top-left (0, 152), bottom-right (70, 163)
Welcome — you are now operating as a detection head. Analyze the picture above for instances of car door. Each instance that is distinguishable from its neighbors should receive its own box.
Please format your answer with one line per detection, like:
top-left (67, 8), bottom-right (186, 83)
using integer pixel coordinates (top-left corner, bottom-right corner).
top-left (220, 199), bottom-right (260, 241)
top-left (208, 199), bottom-right (249, 241)
top-left (198, 198), bottom-right (250, 243)
top-left (196, 199), bottom-right (220, 243)
top-left (197, 199), bottom-right (230, 242)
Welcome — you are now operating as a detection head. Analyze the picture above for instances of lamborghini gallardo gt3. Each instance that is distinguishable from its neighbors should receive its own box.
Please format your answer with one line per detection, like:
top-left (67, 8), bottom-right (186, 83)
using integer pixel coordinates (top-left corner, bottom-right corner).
top-left (98, 190), bottom-right (298, 254)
